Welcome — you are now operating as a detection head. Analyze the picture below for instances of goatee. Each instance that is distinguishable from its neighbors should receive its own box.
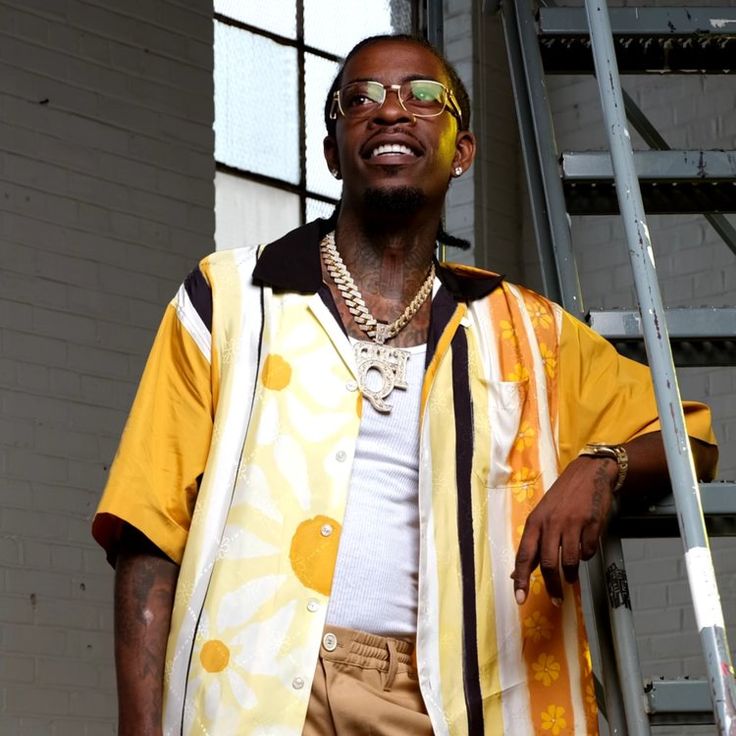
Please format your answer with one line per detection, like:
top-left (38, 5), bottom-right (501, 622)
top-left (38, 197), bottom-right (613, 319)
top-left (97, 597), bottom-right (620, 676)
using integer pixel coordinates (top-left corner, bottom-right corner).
top-left (363, 186), bottom-right (427, 215)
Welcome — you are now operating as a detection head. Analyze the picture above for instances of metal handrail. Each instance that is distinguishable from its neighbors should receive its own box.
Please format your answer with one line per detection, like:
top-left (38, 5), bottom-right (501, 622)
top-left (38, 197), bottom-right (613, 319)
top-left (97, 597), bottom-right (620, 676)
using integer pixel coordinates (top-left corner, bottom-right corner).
top-left (583, 2), bottom-right (736, 734)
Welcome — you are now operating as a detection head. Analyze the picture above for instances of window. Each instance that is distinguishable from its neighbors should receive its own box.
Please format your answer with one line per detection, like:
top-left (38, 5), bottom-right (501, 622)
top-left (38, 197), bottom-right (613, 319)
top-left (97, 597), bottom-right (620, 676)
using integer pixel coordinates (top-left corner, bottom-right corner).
top-left (214, 0), bottom-right (418, 250)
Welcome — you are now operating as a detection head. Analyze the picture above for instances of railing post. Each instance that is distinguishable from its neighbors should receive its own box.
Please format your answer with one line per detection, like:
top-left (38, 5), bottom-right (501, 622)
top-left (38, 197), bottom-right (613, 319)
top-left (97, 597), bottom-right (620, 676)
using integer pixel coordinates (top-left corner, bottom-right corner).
top-left (583, 2), bottom-right (736, 733)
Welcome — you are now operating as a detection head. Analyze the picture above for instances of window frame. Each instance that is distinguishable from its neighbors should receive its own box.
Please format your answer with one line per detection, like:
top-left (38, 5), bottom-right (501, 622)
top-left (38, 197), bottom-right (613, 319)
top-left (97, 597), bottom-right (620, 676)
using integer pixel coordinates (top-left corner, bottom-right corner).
top-left (214, 1), bottom-right (420, 224)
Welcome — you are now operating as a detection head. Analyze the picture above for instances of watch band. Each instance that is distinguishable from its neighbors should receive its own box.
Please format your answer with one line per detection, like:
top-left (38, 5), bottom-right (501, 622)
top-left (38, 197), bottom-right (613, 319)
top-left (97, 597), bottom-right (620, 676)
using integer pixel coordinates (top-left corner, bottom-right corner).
top-left (578, 443), bottom-right (629, 494)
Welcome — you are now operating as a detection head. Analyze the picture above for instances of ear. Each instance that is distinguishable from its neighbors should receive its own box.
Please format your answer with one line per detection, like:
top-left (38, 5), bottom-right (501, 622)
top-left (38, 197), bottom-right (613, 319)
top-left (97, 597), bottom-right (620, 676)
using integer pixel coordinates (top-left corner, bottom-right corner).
top-left (323, 135), bottom-right (341, 179)
top-left (451, 130), bottom-right (476, 176)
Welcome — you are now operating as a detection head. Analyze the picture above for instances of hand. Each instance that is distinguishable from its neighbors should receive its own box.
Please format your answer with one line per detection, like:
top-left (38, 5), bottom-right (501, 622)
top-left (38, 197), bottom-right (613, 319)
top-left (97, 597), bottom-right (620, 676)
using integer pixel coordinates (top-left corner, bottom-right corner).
top-left (511, 456), bottom-right (617, 605)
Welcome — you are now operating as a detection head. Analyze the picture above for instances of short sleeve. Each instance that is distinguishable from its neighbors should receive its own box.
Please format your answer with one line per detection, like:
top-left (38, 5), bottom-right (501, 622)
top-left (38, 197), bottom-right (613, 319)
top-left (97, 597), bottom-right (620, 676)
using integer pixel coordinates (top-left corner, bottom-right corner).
top-left (557, 311), bottom-right (717, 472)
top-left (92, 270), bottom-right (214, 565)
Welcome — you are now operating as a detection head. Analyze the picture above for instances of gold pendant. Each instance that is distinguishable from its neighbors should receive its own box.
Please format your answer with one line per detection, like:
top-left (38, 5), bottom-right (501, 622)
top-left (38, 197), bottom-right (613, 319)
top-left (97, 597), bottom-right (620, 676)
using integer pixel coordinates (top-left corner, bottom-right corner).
top-left (353, 340), bottom-right (410, 414)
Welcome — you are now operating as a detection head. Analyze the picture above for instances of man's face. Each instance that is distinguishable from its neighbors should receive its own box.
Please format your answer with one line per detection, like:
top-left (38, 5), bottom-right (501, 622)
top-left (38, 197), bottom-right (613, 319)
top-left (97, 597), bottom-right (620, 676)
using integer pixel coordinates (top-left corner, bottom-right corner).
top-left (324, 40), bottom-right (475, 214)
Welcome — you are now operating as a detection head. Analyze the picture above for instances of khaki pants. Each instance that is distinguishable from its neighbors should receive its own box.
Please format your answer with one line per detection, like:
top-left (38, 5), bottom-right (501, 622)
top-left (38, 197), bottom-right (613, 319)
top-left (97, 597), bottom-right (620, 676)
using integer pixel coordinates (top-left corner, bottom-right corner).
top-left (303, 625), bottom-right (434, 735)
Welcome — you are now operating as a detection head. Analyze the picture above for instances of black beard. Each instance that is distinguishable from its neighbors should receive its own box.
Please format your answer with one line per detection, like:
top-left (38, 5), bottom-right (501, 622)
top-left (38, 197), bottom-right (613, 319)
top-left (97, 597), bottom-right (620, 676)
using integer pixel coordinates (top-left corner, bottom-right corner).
top-left (362, 186), bottom-right (427, 215)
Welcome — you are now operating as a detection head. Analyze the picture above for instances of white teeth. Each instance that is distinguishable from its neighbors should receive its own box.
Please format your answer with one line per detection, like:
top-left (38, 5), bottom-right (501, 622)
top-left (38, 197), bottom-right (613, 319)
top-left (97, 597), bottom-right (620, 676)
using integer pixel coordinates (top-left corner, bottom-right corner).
top-left (369, 143), bottom-right (415, 158)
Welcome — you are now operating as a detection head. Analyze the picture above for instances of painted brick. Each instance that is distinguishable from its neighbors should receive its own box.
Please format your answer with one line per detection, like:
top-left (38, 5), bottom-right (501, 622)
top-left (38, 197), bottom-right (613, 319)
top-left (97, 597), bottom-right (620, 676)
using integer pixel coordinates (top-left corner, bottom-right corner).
top-left (0, 479), bottom-right (34, 510)
top-left (68, 689), bottom-right (116, 718)
top-left (0, 17), bottom-right (212, 731)
top-left (0, 417), bottom-right (34, 449)
top-left (0, 716), bottom-right (56, 736)
top-left (6, 449), bottom-right (68, 483)
top-left (35, 657), bottom-right (99, 688)
top-left (6, 685), bottom-right (70, 715)
top-left (33, 484), bottom-right (98, 518)
top-left (0, 595), bottom-right (34, 624)
top-left (1, 623), bottom-right (67, 656)
top-left (634, 607), bottom-right (681, 636)
top-left (0, 654), bottom-right (34, 683)
top-left (65, 345), bottom-right (135, 380)
top-left (0, 536), bottom-right (21, 565)
top-left (34, 597), bottom-right (98, 629)
top-left (634, 583), bottom-right (667, 611)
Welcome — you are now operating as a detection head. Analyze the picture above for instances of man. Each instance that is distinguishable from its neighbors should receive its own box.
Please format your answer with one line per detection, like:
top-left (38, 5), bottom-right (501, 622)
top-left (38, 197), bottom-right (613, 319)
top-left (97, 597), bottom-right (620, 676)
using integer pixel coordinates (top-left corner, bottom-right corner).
top-left (94, 34), bottom-right (717, 735)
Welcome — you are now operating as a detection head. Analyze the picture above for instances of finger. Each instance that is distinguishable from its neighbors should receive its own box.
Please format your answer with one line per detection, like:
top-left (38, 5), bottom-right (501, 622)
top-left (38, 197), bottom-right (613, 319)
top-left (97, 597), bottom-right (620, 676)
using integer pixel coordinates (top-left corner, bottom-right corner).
top-left (561, 529), bottom-right (582, 584)
top-left (512, 521), bottom-right (541, 605)
top-left (539, 526), bottom-right (563, 604)
top-left (580, 523), bottom-right (602, 561)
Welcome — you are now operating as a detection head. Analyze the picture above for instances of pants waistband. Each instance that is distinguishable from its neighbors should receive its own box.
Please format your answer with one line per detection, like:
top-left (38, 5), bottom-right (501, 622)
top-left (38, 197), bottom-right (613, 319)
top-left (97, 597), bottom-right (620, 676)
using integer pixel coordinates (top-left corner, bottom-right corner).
top-left (319, 625), bottom-right (416, 691)
top-left (320, 625), bottom-right (415, 668)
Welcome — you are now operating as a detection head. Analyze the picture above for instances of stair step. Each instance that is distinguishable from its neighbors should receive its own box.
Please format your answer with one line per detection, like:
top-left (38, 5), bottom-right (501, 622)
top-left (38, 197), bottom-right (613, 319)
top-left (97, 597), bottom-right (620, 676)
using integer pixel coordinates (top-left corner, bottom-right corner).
top-left (588, 307), bottom-right (736, 339)
top-left (614, 482), bottom-right (736, 538)
top-left (587, 308), bottom-right (736, 366)
top-left (588, 307), bottom-right (736, 367)
top-left (539, 7), bottom-right (736, 74)
top-left (562, 150), bottom-right (736, 215)
top-left (644, 679), bottom-right (713, 725)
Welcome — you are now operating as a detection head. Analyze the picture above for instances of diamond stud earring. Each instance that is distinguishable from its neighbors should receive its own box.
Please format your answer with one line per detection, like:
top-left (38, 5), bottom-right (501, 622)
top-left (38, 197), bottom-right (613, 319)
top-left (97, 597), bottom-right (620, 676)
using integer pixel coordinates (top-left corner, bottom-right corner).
top-left (452, 166), bottom-right (463, 177)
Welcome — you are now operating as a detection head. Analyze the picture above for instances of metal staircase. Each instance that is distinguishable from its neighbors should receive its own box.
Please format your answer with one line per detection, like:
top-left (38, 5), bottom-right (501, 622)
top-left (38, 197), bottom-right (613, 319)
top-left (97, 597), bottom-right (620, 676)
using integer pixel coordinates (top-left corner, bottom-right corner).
top-left (494, 1), bottom-right (736, 734)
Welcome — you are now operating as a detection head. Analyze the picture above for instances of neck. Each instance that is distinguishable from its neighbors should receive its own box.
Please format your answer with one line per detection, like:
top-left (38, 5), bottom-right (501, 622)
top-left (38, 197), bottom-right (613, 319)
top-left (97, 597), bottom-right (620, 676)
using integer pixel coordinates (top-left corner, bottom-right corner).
top-left (333, 208), bottom-right (439, 303)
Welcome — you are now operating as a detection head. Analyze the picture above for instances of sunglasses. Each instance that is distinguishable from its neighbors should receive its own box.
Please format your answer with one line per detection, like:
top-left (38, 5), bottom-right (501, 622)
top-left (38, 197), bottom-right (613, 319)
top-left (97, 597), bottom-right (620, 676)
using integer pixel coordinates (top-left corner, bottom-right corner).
top-left (330, 79), bottom-right (463, 125)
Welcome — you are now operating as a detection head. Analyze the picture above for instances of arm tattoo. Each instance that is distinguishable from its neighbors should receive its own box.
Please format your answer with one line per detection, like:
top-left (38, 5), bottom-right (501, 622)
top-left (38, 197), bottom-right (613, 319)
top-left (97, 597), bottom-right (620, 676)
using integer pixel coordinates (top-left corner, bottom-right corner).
top-left (591, 461), bottom-right (613, 517)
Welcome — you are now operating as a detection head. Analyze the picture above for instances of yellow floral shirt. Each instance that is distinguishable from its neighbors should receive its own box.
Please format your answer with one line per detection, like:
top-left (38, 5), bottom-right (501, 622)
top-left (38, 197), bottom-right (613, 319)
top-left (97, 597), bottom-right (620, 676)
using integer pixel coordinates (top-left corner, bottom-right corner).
top-left (94, 221), bottom-right (716, 735)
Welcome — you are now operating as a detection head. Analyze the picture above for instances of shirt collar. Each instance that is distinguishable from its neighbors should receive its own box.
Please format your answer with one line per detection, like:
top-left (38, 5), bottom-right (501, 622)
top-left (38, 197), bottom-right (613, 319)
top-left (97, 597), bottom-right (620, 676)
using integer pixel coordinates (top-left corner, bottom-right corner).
top-left (252, 219), bottom-right (504, 302)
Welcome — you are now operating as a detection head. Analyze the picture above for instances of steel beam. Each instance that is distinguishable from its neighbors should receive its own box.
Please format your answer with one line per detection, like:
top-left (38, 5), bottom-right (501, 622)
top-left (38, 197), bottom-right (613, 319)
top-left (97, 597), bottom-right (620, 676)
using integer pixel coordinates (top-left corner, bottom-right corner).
top-left (562, 151), bottom-right (736, 215)
top-left (614, 483), bottom-right (736, 538)
top-left (588, 308), bottom-right (736, 366)
top-left (588, 307), bottom-right (736, 339)
top-left (539, 7), bottom-right (736, 74)
top-left (540, 7), bottom-right (736, 36)
top-left (563, 150), bottom-right (736, 180)
top-left (645, 679), bottom-right (714, 725)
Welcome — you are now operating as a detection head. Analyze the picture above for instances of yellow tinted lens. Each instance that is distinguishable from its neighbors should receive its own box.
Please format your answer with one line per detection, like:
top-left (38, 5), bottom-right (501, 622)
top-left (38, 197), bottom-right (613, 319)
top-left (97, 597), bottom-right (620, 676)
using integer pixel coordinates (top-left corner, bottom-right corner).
top-left (341, 81), bottom-right (384, 113)
top-left (403, 80), bottom-right (445, 113)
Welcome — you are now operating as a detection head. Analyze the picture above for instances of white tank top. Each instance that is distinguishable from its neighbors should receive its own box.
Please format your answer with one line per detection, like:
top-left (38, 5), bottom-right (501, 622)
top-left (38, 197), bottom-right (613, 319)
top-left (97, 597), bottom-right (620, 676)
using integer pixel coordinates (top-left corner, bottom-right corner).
top-left (325, 342), bottom-right (426, 639)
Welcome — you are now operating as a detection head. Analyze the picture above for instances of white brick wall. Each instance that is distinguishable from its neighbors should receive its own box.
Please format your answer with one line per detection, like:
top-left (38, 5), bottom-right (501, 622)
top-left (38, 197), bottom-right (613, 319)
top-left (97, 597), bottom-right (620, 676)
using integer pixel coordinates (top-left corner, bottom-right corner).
top-left (446, 1), bottom-right (736, 731)
top-left (0, 0), bottom-right (214, 732)
top-left (443, 0), bottom-right (524, 276)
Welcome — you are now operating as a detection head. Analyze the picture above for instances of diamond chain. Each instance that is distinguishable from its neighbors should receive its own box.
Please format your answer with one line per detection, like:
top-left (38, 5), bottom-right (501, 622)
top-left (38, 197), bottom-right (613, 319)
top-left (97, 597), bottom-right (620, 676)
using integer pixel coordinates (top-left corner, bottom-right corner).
top-left (320, 232), bottom-right (434, 344)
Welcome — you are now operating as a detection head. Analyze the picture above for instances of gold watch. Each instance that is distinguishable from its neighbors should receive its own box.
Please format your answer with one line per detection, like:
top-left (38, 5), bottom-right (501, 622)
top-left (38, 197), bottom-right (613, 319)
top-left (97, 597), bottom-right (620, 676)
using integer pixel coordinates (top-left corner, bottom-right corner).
top-left (577, 443), bottom-right (629, 494)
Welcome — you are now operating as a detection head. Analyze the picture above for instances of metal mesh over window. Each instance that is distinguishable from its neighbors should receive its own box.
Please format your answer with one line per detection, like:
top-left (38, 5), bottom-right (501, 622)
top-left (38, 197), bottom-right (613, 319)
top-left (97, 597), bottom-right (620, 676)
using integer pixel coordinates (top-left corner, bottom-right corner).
top-left (214, 0), bottom-right (297, 39)
top-left (214, 22), bottom-right (300, 184)
top-left (215, 171), bottom-right (301, 250)
top-left (305, 53), bottom-right (341, 199)
top-left (304, 0), bottom-right (414, 58)
top-left (213, 1), bottom-right (416, 247)
top-left (307, 198), bottom-right (338, 224)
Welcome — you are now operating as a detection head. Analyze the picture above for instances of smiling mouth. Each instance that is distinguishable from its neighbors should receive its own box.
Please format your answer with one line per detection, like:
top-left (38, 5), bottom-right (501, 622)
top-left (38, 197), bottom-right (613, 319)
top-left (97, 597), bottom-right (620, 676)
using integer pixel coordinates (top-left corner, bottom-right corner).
top-left (368, 143), bottom-right (419, 159)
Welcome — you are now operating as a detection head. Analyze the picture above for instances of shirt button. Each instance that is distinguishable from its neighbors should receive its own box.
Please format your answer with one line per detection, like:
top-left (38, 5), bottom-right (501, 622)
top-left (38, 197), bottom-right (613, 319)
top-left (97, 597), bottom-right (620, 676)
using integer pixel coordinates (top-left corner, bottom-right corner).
top-left (306, 598), bottom-right (320, 613)
top-left (346, 381), bottom-right (358, 392)
top-left (335, 450), bottom-right (347, 462)
top-left (320, 524), bottom-right (333, 537)
top-left (292, 676), bottom-right (305, 690)
top-left (322, 632), bottom-right (338, 652)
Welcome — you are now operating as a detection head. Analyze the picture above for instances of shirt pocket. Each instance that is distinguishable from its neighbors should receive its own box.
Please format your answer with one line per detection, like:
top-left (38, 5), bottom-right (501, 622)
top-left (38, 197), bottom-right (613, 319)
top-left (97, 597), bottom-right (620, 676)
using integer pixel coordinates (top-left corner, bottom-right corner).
top-left (474, 378), bottom-right (535, 489)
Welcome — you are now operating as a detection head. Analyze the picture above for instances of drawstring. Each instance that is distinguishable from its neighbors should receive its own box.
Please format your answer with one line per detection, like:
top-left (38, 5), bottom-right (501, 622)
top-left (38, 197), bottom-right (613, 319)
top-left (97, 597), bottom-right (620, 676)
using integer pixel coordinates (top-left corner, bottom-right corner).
top-left (383, 639), bottom-right (399, 691)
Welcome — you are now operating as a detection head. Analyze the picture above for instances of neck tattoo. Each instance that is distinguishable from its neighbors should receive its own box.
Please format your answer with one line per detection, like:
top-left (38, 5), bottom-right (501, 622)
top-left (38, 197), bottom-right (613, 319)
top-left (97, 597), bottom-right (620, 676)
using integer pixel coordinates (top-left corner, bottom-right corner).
top-left (320, 232), bottom-right (434, 414)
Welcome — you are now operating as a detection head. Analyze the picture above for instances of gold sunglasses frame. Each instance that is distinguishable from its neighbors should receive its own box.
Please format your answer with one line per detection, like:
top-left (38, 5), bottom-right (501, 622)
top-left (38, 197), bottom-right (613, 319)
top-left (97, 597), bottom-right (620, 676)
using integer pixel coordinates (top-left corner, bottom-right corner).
top-left (329, 79), bottom-right (463, 125)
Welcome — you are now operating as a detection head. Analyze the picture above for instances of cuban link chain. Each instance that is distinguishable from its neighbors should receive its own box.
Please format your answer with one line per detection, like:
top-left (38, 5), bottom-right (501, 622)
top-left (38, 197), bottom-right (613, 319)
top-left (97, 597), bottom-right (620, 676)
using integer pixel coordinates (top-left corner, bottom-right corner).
top-left (320, 232), bottom-right (434, 413)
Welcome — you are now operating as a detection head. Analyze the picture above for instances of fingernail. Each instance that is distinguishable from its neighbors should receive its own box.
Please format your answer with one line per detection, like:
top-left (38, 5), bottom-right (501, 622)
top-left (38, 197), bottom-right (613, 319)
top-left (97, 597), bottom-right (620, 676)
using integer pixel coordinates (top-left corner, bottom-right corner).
top-left (515, 589), bottom-right (526, 605)
top-left (551, 597), bottom-right (562, 608)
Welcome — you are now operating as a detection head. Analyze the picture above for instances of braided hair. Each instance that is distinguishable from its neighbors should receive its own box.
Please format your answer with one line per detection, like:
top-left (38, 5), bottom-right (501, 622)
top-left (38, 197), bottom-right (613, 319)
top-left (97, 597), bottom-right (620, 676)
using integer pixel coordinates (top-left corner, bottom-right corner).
top-left (323, 34), bottom-right (472, 250)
